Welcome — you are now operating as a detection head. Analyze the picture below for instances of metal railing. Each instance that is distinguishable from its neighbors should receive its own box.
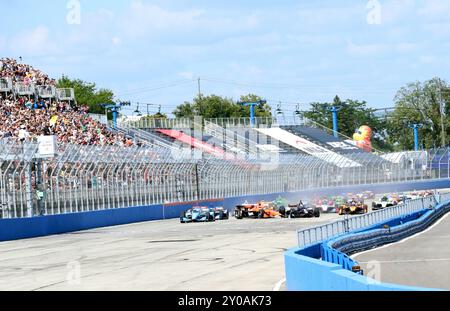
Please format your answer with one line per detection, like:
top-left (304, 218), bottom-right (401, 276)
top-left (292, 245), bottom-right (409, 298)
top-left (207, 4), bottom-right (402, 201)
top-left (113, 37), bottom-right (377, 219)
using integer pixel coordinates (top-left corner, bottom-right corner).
top-left (56, 88), bottom-right (75, 101)
top-left (0, 78), bottom-right (12, 92)
top-left (296, 195), bottom-right (439, 248)
top-left (121, 117), bottom-right (194, 130)
top-left (14, 82), bottom-right (35, 96)
top-left (37, 85), bottom-right (56, 98)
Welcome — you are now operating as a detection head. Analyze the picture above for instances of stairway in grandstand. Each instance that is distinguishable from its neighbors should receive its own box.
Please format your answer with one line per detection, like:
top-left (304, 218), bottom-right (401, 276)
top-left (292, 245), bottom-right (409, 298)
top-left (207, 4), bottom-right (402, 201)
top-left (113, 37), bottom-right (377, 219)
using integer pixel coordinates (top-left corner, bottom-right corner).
top-left (281, 125), bottom-right (361, 154)
top-left (203, 120), bottom-right (300, 155)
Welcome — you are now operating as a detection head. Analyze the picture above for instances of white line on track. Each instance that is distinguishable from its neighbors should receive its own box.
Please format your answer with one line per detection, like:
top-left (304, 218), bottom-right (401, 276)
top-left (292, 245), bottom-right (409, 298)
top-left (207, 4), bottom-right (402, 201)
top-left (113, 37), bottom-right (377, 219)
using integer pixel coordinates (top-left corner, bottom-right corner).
top-left (358, 258), bottom-right (450, 264)
top-left (273, 278), bottom-right (286, 291)
top-left (351, 212), bottom-right (450, 260)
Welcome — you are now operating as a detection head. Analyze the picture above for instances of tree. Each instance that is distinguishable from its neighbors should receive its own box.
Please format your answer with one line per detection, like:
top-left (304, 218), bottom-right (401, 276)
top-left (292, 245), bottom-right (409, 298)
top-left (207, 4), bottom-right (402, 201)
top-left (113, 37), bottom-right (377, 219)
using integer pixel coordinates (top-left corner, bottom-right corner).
top-left (303, 96), bottom-right (389, 150)
top-left (173, 93), bottom-right (272, 119)
top-left (57, 75), bottom-right (115, 114)
top-left (388, 78), bottom-right (450, 150)
top-left (239, 94), bottom-right (272, 118)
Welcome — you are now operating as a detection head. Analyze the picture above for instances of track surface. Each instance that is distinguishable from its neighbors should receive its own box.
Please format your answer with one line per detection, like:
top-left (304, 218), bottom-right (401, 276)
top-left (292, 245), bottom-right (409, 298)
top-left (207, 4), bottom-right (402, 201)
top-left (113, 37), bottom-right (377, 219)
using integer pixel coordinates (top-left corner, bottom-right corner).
top-left (354, 213), bottom-right (450, 290)
top-left (0, 192), bottom-right (444, 291)
top-left (0, 214), bottom-right (341, 291)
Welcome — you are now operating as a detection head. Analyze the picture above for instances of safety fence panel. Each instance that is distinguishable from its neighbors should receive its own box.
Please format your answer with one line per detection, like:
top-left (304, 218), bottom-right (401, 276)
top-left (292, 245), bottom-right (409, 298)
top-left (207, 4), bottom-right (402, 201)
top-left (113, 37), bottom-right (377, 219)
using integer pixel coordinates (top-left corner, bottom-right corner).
top-left (56, 88), bottom-right (75, 101)
top-left (14, 82), bottom-right (35, 96)
top-left (37, 85), bottom-right (56, 98)
top-left (0, 138), bottom-right (448, 220)
top-left (0, 78), bottom-right (12, 92)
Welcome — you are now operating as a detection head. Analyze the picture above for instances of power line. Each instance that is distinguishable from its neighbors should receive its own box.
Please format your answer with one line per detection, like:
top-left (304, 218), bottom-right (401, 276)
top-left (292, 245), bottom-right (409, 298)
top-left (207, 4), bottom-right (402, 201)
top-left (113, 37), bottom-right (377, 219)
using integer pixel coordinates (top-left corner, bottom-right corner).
top-left (116, 79), bottom-right (196, 97)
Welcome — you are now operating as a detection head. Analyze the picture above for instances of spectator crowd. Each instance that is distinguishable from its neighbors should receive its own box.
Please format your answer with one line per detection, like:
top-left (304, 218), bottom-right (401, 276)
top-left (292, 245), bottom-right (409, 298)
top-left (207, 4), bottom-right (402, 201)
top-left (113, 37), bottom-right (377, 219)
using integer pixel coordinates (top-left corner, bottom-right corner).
top-left (0, 58), bottom-right (56, 86)
top-left (0, 58), bottom-right (135, 147)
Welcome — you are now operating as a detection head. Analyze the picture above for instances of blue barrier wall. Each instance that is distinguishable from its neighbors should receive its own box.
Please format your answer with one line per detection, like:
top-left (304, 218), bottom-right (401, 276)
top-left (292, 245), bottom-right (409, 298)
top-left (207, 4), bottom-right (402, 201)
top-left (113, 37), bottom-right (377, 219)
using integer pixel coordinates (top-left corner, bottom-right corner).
top-left (1, 178), bottom-right (449, 242)
top-left (285, 199), bottom-right (450, 291)
top-left (285, 248), bottom-right (426, 291)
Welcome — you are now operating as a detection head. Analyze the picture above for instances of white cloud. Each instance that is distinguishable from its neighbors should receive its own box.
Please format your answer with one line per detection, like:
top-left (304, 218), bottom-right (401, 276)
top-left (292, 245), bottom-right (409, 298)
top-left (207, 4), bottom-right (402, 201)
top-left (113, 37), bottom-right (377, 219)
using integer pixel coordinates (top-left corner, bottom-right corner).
top-left (418, 0), bottom-right (450, 18)
top-left (178, 71), bottom-right (194, 79)
top-left (123, 1), bottom-right (205, 37)
top-left (380, 0), bottom-right (417, 24)
top-left (9, 26), bottom-right (60, 57)
top-left (111, 37), bottom-right (122, 45)
top-left (346, 40), bottom-right (418, 56)
top-left (346, 41), bottom-right (388, 56)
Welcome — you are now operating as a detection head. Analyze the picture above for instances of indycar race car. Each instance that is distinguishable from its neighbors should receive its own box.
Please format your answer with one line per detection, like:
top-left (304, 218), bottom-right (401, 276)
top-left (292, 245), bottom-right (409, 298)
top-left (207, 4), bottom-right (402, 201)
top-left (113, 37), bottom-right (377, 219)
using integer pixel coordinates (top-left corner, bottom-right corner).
top-left (180, 206), bottom-right (229, 223)
top-left (372, 195), bottom-right (398, 210)
top-left (234, 201), bottom-right (281, 219)
top-left (313, 197), bottom-right (336, 213)
top-left (357, 191), bottom-right (375, 200)
top-left (280, 201), bottom-right (320, 218)
top-left (338, 200), bottom-right (369, 215)
top-left (419, 190), bottom-right (434, 197)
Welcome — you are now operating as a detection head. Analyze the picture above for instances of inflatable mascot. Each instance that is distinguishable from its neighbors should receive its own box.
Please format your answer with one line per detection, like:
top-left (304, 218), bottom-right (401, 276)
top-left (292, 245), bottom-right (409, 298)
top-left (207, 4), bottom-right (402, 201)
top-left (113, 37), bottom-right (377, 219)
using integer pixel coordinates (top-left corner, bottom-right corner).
top-left (353, 125), bottom-right (373, 152)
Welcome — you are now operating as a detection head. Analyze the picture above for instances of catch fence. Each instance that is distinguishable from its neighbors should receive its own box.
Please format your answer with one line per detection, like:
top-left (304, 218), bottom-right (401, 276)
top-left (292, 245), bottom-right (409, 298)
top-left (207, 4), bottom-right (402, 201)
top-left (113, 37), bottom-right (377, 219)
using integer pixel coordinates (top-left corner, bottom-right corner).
top-left (0, 138), bottom-right (449, 219)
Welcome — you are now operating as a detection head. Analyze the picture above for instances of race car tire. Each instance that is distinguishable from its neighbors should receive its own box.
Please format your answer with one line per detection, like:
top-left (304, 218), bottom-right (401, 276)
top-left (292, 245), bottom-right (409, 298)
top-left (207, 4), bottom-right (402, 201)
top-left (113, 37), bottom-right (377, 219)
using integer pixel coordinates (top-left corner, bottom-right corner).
top-left (235, 209), bottom-right (243, 219)
top-left (218, 210), bottom-right (224, 220)
top-left (279, 206), bottom-right (286, 217)
top-left (314, 209), bottom-right (321, 218)
top-left (258, 209), bottom-right (265, 219)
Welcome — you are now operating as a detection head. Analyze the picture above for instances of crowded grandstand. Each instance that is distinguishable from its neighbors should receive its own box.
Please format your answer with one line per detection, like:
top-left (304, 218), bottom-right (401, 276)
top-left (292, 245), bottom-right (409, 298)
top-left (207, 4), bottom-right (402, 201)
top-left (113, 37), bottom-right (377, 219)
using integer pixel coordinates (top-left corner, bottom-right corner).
top-left (0, 58), bottom-right (134, 146)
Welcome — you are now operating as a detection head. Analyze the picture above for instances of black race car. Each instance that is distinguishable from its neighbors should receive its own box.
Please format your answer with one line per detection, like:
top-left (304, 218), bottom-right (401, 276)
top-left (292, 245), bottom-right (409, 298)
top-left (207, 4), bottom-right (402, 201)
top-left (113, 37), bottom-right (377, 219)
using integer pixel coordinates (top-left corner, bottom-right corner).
top-left (279, 201), bottom-right (320, 218)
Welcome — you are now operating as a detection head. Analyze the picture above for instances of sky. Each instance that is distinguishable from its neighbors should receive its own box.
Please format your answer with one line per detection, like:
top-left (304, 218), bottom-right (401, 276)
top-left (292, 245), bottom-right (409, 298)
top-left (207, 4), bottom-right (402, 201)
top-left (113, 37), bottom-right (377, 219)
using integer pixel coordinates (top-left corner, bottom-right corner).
top-left (1, 0), bottom-right (450, 116)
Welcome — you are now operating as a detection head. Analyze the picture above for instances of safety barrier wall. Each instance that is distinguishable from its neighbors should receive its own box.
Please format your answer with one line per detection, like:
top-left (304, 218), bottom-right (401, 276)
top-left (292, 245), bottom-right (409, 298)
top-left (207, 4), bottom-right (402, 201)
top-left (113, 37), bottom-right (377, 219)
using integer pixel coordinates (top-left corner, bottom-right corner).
top-left (285, 199), bottom-right (450, 291)
top-left (323, 201), bottom-right (450, 272)
top-left (297, 195), bottom-right (437, 249)
top-left (1, 179), bottom-right (449, 242)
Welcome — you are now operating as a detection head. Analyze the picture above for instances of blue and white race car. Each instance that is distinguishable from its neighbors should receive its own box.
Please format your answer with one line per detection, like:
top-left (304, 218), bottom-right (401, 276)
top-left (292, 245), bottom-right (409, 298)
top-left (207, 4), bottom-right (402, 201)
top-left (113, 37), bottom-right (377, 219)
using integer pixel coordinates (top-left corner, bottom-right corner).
top-left (180, 206), bottom-right (229, 223)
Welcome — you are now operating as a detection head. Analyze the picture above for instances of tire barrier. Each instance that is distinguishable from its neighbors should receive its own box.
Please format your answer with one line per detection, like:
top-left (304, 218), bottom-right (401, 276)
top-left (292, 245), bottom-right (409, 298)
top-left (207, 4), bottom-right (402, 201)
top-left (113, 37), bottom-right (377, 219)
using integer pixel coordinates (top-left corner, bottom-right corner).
top-left (285, 199), bottom-right (450, 291)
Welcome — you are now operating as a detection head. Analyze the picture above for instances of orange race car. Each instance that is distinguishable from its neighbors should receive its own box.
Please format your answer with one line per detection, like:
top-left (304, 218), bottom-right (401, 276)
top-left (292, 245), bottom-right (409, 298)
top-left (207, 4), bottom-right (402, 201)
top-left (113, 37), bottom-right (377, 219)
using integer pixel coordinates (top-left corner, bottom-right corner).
top-left (234, 201), bottom-right (281, 219)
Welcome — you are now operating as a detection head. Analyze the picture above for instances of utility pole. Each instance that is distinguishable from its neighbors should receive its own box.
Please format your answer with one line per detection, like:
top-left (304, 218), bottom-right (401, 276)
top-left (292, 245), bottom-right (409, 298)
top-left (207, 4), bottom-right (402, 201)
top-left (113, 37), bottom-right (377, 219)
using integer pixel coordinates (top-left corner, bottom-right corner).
top-left (197, 77), bottom-right (203, 117)
top-left (439, 81), bottom-right (446, 147)
top-left (197, 77), bottom-right (202, 99)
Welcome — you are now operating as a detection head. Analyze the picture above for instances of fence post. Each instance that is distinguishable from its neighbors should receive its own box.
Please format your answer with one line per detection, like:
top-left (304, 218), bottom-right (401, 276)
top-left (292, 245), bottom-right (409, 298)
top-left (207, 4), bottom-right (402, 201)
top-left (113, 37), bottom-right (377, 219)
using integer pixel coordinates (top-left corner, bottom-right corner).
top-left (25, 164), bottom-right (33, 218)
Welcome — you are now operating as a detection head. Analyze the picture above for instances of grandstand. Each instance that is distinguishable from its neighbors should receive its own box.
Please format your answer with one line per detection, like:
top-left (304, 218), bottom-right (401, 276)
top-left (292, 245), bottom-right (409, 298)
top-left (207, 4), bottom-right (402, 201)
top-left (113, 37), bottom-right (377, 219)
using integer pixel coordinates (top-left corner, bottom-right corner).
top-left (0, 58), bottom-right (133, 147)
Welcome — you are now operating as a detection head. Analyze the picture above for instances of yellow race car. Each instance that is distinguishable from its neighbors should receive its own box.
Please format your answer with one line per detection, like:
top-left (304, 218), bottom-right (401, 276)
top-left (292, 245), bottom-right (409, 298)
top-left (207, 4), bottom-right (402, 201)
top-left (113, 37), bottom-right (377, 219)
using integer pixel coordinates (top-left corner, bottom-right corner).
top-left (338, 200), bottom-right (369, 215)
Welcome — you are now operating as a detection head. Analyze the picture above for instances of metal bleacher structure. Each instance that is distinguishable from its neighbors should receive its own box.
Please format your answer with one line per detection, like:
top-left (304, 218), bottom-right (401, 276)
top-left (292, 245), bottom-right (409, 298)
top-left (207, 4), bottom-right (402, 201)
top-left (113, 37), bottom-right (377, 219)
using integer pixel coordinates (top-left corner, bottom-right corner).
top-left (118, 116), bottom-right (388, 167)
top-left (0, 76), bottom-right (76, 104)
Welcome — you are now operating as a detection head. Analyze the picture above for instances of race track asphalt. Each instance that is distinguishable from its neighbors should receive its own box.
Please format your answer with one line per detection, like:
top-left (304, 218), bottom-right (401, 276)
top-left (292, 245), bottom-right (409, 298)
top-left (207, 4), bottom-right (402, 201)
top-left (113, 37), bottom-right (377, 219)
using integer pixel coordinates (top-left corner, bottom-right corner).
top-left (354, 212), bottom-right (450, 290)
top-left (0, 213), bottom-right (341, 291)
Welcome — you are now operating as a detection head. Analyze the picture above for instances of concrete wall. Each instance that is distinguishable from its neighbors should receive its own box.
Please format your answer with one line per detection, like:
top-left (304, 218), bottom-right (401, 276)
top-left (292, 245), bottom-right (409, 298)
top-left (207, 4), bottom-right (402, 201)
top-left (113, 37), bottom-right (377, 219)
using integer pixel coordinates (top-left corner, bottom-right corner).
top-left (284, 248), bottom-right (425, 291)
top-left (1, 178), bottom-right (449, 242)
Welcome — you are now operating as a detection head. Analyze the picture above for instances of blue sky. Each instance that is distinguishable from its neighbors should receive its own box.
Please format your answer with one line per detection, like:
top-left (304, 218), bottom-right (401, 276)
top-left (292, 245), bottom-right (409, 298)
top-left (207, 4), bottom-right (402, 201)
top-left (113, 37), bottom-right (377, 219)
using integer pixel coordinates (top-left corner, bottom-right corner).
top-left (1, 0), bottom-right (450, 116)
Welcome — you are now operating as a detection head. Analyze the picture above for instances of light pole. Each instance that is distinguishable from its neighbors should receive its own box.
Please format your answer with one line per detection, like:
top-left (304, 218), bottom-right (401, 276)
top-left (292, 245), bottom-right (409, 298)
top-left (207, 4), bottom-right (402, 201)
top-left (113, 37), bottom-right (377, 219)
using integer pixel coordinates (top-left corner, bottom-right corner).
top-left (408, 123), bottom-right (423, 151)
top-left (238, 100), bottom-right (267, 127)
top-left (330, 106), bottom-right (341, 138)
top-left (101, 102), bottom-right (131, 129)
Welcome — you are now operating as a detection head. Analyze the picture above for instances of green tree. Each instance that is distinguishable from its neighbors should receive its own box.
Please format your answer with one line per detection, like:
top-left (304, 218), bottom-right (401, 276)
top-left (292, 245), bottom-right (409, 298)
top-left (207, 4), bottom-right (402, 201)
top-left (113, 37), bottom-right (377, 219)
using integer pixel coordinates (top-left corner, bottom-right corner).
top-left (304, 96), bottom-right (390, 151)
top-left (57, 75), bottom-right (115, 114)
top-left (239, 94), bottom-right (272, 118)
top-left (173, 94), bottom-right (272, 119)
top-left (388, 78), bottom-right (450, 150)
